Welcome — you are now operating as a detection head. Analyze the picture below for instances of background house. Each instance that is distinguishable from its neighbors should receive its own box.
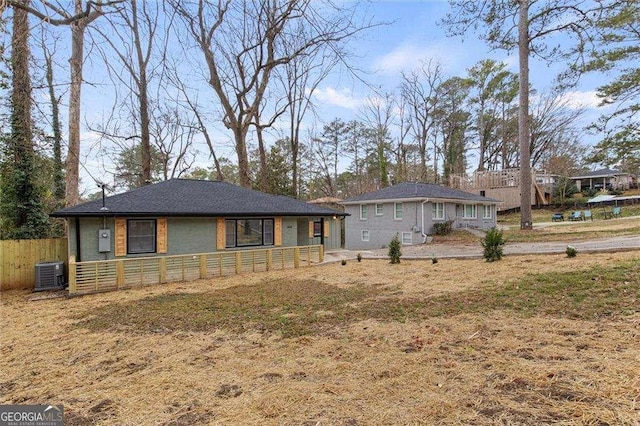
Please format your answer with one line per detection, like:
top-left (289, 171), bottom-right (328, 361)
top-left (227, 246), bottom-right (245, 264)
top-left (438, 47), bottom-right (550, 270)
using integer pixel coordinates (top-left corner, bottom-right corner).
top-left (51, 179), bottom-right (345, 262)
top-left (447, 168), bottom-right (556, 211)
top-left (571, 169), bottom-right (632, 191)
top-left (340, 182), bottom-right (500, 250)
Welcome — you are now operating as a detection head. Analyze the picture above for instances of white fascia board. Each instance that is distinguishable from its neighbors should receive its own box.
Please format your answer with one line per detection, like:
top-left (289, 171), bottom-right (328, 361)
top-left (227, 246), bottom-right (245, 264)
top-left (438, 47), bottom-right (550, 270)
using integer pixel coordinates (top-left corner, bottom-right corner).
top-left (341, 196), bottom-right (500, 206)
top-left (340, 197), bottom-right (427, 206)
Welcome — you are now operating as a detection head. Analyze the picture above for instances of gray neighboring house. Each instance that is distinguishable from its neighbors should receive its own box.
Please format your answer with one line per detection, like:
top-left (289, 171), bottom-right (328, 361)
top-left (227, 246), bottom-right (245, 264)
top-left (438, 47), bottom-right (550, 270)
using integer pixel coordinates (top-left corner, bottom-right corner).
top-left (341, 182), bottom-right (501, 250)
top-left (51, 179), bottom-right (345, 262)
top-left (571, 168), bottom-right (633, 191)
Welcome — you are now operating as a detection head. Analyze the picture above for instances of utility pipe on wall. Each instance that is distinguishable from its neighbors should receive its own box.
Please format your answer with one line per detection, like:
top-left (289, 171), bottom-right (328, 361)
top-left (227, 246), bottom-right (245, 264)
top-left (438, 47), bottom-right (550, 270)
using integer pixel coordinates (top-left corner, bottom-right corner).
top-left (421, 199), bottom-right (429, 244)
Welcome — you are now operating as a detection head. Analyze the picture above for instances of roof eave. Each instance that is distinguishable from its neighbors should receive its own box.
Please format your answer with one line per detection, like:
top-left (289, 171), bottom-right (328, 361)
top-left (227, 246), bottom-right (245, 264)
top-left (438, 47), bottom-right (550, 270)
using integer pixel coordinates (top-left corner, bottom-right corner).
top-left (50, 211), bottom-right (348, 218)
top-left (341, 196), bottom-right (500, 205)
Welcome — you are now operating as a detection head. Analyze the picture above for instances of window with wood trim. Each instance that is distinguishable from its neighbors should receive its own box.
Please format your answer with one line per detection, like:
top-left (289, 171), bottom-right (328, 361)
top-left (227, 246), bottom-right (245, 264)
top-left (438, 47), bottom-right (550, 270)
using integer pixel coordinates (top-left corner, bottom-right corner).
top-left (313, 220), bottom-right (322, 237)
top-left (225, 218), bottom-right (274, 248)
top-left (127, 219), bottom-right (156, 254)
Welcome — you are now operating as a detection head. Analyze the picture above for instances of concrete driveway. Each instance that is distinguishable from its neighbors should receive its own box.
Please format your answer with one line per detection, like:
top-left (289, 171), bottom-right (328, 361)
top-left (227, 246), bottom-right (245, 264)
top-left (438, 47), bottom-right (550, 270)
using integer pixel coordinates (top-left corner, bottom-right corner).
top-left (325, 218), bottom-right (640, 262)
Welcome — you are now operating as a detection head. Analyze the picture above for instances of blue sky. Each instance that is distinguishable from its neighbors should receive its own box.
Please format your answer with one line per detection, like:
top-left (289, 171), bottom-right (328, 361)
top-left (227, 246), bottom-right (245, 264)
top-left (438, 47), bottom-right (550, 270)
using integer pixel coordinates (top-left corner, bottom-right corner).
top-left (312, 1), bottom-right (603, 117)
top-left (72, 0), bottom-right (607, 193)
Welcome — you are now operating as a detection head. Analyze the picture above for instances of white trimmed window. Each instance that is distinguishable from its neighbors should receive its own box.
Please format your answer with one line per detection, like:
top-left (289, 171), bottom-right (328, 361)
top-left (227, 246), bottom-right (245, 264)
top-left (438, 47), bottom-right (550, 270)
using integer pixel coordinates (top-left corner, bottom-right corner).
top-left (463, 204), bottom-right (477, 219)
top-left (432, 202), bottom-right (445, 220)
top-left (360, 204), bottom-right (368, 220)
top-left (361, 230), bottom-right (370, 242)
top-left (401, 232), bottom-right (412, 245)
top-left (483, 205), bottom-right (492, 219)
top-left (394, 202), bottom-right (403, 220)
top-left (375, 203), bottom-right (383, 216)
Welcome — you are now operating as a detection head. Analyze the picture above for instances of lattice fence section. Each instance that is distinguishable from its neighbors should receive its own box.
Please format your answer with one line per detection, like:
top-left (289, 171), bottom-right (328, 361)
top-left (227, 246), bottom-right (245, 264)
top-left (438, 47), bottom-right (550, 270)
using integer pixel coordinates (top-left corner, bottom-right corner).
top-left (69, 245), bottom-right (323, 295)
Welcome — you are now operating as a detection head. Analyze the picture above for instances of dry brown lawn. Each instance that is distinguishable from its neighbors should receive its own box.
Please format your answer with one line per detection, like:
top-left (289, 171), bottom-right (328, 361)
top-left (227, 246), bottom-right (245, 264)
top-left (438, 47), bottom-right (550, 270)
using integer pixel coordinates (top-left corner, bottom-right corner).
top-left (1, 251), bottom-right (639, 425)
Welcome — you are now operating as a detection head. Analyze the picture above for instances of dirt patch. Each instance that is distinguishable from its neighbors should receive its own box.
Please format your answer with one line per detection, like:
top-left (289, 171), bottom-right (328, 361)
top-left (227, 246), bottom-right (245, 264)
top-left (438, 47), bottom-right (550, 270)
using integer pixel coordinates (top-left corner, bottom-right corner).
top-left (1, 251), bottom-right (639, 425)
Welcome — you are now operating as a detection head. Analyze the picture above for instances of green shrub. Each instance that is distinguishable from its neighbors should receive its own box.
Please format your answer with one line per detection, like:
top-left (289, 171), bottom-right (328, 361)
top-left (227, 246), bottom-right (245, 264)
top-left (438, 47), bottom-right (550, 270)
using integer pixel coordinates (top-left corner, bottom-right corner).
top-left (388, 234), bottom-right (402, 264)
top-left (566, 245), bottom-right (578, 258)
top-left (552, 176), bottom-right (578, 203)
top-left (433, 220), bottom-right (454, 235)
top-left (431, 255), bottom-right (438, 264)
top-left (356, 253), bottom-right (362, 262)
top-left (341, 259), bottom-right (347, 266)
top-left (582, 187), bottom-right (598, 197)
top-left (481, 227), bottom-right (505, 262)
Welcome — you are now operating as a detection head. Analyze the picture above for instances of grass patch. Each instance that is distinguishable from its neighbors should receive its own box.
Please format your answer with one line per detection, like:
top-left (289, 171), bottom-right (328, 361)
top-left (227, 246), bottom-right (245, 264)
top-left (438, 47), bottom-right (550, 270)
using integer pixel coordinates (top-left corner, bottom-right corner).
top-left (498, 202), bottom-right (640, 226)
top-left (77, 259), bottom-right (639, 338)
top-left (432, 260), bottom-right (640, 319)
top-left (503, 224), bottom-right (640, 242)
top-left (77, 279), bottom-right (381, 338)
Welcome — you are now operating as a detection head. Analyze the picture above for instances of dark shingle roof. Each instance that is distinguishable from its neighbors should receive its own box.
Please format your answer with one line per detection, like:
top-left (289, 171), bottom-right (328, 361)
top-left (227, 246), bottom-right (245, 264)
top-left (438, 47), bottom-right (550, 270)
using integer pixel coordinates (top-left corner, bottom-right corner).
top-left (51, 179), bottom-right (346, 218)
top-left (341, 182), bottom-right (500, 204)
top-left (571, 168), bottom-right (626, 179)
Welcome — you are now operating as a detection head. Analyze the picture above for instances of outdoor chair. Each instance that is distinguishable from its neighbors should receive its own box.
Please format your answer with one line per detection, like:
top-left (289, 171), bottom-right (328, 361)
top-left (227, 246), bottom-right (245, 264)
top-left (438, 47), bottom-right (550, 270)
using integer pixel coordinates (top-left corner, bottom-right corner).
top-left (583, 210), bottom-right (593, 221)
top-left (552, 213), bottom-right (564, 222)
top-left (612, 206), bottom-right (622, 218)
top-left (569, 211), bottom-right (583, 221)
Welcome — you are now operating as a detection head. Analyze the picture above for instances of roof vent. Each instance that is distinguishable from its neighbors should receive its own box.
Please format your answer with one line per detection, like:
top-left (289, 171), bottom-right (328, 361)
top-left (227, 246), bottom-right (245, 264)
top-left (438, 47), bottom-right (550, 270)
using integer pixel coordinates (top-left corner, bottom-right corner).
top-left (34, 261), bottom-right (65, 291)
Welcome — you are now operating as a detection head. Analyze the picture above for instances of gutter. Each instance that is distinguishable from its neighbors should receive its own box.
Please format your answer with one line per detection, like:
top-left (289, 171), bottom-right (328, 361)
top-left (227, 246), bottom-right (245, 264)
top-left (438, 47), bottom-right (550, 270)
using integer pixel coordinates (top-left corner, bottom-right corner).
top-left (421, 199), bottom-right (429, 244)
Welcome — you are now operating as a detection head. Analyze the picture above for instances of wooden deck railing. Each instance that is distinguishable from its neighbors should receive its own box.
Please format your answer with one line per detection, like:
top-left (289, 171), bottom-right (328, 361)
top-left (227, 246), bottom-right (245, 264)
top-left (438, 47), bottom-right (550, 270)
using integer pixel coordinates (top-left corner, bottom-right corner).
top-left (68, 245), bottom-right (324, 295)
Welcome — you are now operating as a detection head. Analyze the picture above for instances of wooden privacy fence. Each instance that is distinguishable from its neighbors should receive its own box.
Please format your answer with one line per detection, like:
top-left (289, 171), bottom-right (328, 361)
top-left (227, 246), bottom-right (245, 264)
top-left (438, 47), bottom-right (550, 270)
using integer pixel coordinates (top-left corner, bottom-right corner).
top-left (1, 238), bottom-right (68, 291)
top-left (69, 245), bottom-right (324, 296)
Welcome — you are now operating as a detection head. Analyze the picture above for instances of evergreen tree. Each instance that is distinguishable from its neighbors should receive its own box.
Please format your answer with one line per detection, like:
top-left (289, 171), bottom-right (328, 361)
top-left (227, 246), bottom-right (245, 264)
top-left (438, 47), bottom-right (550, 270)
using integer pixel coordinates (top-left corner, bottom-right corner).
top-left (584, 2), bottom-right (640, 170)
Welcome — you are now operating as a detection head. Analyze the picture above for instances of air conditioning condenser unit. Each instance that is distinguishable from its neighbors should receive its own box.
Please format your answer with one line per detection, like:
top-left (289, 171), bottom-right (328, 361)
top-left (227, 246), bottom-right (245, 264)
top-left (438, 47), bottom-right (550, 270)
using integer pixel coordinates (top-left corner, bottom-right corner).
top-left (34, 261), bottom-right (65, 291)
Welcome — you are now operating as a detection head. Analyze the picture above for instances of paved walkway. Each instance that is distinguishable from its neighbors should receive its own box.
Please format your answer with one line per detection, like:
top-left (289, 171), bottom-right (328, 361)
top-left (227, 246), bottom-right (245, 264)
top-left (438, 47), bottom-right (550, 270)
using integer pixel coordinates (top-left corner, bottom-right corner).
top-left (324, 217), bottom-right (640, 262)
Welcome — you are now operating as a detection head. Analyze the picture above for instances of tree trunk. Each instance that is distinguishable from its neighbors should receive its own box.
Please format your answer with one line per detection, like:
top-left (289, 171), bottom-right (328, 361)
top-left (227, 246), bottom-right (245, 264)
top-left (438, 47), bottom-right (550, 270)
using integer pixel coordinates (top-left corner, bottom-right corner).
top-left (45, 48), bottom-right (65, 204)
top-left (65, 0), bottom-right (85, 206)
top-left (518, 0), bottom-right (533, 230)
top-left (477, 100), bottom-right (486, 171)
top-left (234, 128), bottom-right (251, 187)
top-left (290, 129), bottom-right (299, 197)
top-left (256, 127), bottom-right (268, 192)
top-left (12, 3), bottom-right (32, 161)
top-left (132, 0), bottom-right (151, 186)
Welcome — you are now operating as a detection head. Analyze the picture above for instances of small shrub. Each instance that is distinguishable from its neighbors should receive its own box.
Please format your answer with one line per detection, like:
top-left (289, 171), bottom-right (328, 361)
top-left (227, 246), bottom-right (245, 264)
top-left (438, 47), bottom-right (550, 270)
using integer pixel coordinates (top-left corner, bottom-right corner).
top-left (481, 227), bottom-right (505, 262)
top-left (341, 259), bottom-right (347, 266)
top-left (431, 255), bottom-right (438, 264)
top-left (388, 234), bottom-right (402, 264)
top-left (356, 253), bottom-right (362, 262)
top-left (582, 187), bottom-right (599, 197)
top-left (566, 245), bottom-right (578, 258)
top-left (433, 220), bottom-right (454, 236)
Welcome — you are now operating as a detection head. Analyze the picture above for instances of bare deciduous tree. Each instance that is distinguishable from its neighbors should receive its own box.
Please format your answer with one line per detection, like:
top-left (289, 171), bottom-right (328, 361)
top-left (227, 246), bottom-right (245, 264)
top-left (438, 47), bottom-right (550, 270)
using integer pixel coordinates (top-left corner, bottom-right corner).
top-left (400, 60), bottom-right (443, 182)
top-left (170, 0), bottom-right (372, 188)
top-left (358, 93), bottom-right (395, 188)
top-left (6, 0), bottom-right (121, 206)
top-left (91, 0), bottom-right (166, 187)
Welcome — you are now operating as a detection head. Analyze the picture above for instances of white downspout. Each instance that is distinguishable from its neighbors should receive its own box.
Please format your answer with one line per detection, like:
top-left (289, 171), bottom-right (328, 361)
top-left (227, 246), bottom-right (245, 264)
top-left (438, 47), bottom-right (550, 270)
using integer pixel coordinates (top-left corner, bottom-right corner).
top-left (421, 199), bottom-right (429, 243)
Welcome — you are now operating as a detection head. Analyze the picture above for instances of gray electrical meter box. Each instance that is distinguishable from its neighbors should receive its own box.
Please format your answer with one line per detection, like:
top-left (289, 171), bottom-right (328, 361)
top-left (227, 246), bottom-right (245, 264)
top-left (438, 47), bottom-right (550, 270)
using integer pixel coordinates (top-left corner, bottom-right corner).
top-left (98, 229), bottom-right (111, 252)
